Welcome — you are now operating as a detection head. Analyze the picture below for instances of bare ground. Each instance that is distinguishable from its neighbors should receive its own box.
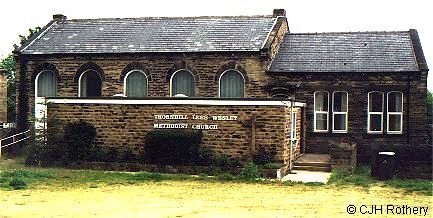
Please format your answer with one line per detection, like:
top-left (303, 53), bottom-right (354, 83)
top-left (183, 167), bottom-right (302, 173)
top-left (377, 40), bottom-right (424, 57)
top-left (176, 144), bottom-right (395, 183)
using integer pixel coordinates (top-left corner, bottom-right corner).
top-left (0, 181), bottom-right (431, 218)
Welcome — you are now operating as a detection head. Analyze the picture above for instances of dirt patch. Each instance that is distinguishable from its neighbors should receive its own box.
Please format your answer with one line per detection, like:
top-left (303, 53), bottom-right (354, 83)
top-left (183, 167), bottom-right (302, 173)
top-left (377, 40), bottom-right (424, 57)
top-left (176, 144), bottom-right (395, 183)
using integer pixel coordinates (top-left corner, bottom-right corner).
top-left (0, 181), bottom-right (431, 217)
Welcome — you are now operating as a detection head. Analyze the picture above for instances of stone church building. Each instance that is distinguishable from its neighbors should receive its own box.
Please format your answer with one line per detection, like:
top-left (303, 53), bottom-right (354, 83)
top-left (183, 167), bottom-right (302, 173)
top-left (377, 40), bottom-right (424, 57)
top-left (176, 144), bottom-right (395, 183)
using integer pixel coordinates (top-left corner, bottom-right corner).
top-left (13, 9), bottom-right (429, 167)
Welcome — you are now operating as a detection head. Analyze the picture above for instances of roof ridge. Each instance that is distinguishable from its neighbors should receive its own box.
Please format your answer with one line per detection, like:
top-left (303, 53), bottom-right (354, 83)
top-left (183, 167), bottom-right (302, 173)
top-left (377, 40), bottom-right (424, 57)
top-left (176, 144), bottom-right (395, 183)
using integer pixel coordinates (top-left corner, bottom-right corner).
top-left (67, 15), bottom-right (274, 22)
top-left (287, 30), bottom-right (411, 35)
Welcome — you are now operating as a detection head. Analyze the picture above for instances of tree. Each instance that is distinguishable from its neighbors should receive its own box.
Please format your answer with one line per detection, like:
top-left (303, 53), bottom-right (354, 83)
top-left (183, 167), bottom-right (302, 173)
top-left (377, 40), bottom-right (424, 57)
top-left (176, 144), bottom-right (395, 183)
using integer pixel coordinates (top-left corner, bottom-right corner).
top-left (0, 54), bottom-right (15, 122)
top-left (0, 27), bottom-right (41, 122)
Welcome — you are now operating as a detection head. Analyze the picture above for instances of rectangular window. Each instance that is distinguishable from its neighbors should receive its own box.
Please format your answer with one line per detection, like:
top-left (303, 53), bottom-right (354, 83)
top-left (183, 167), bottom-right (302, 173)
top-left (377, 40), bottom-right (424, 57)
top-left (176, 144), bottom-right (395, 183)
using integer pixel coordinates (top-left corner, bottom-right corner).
top-left (291, 111), bottom-right (297, 140)
top-left (387, 92), bottom-right (403, 134)
top-left (333, 92), bottom-right (348, 133)
top-left (314, 92), bottom-right (329, 132)
top-left (368, 92), bottom-right (384, 133)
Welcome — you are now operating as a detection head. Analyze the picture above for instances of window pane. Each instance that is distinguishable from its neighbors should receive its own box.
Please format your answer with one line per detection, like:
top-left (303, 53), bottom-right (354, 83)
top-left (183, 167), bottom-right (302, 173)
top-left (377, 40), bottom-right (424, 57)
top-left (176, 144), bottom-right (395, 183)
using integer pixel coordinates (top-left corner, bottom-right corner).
top-left (315, 92), bottom-right (328, 111)
top-left (172, 70), bottom-right (195, 97)
top-left (37, 71), bottom-right (57, 97)
top-left (126, 71), bottom-right (147, 97)
top-left (369, 114), bottom-right (382, 131)
top-left (220, 70), bottom-right (244, 98)
top-left (315, 113), bottom-right (328, 131)
top-left (389, 114), bottom-right (402, 132)
top-left (333, 92), bottom-right (347, 112)
top-left (369, 92), bottom-right (383, 112)
top-left (81, 70), bottom-right (101, 97)
top-left (334, 114), bottom-right (346, 131)
top-left (388, 92), bottom-right (403, 112)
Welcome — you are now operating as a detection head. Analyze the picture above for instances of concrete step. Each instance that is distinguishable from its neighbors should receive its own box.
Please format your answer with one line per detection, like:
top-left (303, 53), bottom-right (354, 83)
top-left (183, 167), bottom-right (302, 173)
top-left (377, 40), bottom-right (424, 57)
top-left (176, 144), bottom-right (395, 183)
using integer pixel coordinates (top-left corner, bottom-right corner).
top-left (293, 165), bottom-right (332, 172)
top-left (294, 161), bottom-right (333, 167)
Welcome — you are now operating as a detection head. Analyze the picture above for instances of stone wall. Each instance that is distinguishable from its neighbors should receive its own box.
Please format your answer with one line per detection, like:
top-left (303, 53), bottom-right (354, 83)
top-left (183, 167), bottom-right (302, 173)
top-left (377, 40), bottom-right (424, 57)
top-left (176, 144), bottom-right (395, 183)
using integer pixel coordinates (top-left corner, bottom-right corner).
top-left (269, 71), bottom-right (429, 161)
top-left (0, 69), bottom-right (7, 123)
top-left (16, 52), bottom-right (273, 130)
top-left (46, 99), bottom-right (303, 164)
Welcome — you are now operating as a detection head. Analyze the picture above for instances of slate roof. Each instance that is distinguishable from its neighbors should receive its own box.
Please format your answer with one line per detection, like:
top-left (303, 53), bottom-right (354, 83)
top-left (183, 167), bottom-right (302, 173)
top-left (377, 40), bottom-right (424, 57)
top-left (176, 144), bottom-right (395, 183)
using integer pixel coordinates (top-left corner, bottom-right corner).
top-left (19, 16), bottom-right (277, 54)
top-left (269, 31), bottom-right (421, 72)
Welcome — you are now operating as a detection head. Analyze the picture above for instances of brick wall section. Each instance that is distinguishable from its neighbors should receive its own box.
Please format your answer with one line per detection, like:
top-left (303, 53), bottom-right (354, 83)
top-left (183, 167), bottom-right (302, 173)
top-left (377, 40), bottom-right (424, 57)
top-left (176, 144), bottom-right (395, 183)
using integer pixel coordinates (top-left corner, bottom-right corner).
top-left (0, 69), bottom-right (7, 122)
top-left (269, 71), bottom-right (429, 160)
top-left (47, 101), bottom-right (302, 164)
top-left (16, 52), bottom-right (273, 129)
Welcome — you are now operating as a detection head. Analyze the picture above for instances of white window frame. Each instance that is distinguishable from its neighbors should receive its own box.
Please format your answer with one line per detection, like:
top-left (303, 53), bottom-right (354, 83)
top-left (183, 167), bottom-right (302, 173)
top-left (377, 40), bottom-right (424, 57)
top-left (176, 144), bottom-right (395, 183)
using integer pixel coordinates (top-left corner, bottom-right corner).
top-left (35, 70), bottom-right (57, 98)
top-left (387, 91), bottom-right (403, 134)
top-left (367, 91), bottom-right (384, 134)
top-left (291, 111), bottom-right (298, 140)
top-left (78, 69), bottom-right (102, 97)
top-left (314, 91), bottom-right (329, 132)
top-left (123, 70), bottom-right (148, 97)
top-left (218, 69), bottom-right (245, 98)
top-left (332, 91), bottom-right (348, 133)
top-left (169, 69), bottom-right (195, 97)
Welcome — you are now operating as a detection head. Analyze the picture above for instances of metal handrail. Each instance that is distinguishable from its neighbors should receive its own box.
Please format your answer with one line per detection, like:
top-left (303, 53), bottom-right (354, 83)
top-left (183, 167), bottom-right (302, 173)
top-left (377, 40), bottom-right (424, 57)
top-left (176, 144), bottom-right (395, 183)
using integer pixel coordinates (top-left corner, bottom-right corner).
top-left (0, 130), bottom-right (31, 156)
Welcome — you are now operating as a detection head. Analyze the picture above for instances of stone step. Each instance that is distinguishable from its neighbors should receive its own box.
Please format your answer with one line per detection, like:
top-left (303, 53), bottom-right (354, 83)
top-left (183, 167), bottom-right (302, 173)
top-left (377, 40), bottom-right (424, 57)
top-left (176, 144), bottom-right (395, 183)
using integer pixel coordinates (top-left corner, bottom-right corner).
top-left (294, 161), bottom-right (333, 167)
top-left (293, 165), bottom-right (332, 172)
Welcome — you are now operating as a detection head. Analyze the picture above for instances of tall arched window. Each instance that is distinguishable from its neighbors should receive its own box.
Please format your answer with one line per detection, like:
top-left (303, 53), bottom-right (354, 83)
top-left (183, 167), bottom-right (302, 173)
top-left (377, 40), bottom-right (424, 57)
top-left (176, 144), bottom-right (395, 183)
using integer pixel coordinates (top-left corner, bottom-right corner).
top-left (35, 70), bottom-right (57, 97)
top-left (79, 70), bottom-right (102, 97)
top-left (171, 70), bottom-right (195, 97)
top-left (219, 70), bottom-right (244, 98)
top-left (124, 70), bottom-right (148, 97)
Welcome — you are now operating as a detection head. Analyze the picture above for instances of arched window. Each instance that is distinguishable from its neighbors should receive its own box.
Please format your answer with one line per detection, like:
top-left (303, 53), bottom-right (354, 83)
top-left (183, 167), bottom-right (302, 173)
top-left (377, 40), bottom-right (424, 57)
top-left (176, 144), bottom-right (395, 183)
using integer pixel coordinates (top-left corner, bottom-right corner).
top-left (79, 70), bottom-right (102, 97)
top-left (219, 70), bottom-right (245, 98)
top-left (124, 70), bottom-right (147, 97)
top-left (35, 70), bottom-right (57, 97)
top-left (170, 70), bottom-right (195, 97)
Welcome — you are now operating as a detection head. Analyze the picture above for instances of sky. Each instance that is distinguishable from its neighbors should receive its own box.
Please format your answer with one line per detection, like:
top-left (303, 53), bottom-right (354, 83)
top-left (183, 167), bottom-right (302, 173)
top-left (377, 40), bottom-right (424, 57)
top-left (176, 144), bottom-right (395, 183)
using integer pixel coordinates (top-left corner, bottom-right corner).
top-left (0, 0), bottom-right (431, 90)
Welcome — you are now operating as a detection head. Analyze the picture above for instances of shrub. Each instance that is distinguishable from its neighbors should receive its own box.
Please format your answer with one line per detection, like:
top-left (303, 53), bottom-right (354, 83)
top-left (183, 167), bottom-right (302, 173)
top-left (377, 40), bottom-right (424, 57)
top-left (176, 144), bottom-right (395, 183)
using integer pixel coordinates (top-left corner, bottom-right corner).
top-left (9, 178), bottom-right (27, 190)
top-left (240, 162), bottom-right (261, 181)
top-left (144, 129), bottom-right (203, 165)
top-left (63, 120), bottom-right (97, 162)
top-left (253, 146), bottom-right (276, 165)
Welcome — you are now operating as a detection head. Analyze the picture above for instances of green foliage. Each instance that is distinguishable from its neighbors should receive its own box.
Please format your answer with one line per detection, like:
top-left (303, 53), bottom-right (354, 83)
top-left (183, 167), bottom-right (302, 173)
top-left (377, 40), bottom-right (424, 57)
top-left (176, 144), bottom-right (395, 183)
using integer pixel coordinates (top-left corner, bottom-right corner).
top-left (144, 129), bottom-right (203, 165)
top-left (240, 162), bottom-right (262, 181)
top-left (253, 146), bottom-right (276, 165)
top-left (0, 169), bottom-right (53, 190)
top-left (9, 178), bottom-right (27, 190)
top-left (329, 165), bottom-right (432, 195)
top-left (13, 27), bottom-right (42, 50)
top-left (427, 91), bottom-right (432, 117)
top-left (63, 120), bottom-right (97, 162)
top-left (0, 54), bottom-right (16, 121)
top-left (262, 162), bottom-right (284, 169)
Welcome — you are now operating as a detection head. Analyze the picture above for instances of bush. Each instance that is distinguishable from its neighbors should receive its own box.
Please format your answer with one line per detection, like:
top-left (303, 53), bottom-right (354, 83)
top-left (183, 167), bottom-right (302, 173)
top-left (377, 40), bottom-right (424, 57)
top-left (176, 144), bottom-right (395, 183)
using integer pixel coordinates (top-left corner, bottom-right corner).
top-left (144, 129), bottom-right (203, 165)
top-left (9, 178), bottom-right (27, 190)
top-left (253, 146), bottom-right (276, 165)
top-left (63, 120), bottom-right (97, 162)
top-left (240, 162), bottom-right (261, 181)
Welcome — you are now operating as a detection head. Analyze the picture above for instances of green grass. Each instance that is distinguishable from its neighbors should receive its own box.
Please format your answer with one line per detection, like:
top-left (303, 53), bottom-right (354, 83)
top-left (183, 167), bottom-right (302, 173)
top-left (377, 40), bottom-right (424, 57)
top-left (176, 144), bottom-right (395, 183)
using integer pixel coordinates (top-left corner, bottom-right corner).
top-left (1, 159), bottom-right (431, 195)
top-left (328, 165), bottom-right (433, 196)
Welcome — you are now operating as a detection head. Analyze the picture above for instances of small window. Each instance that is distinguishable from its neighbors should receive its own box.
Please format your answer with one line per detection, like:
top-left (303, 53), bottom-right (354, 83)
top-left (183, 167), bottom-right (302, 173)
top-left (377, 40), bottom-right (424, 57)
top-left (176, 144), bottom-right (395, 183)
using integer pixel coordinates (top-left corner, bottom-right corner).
top-left (219, 70), bottom-right (245, 98)
top-left (171, 70), bottom-right (195, 97)
top-left (36, 70), bottom-right (57, 97)
top-left (368, 91), bottom-right (384, 133)
top-left (291, 111), bottom-right (298, 140)
top-left (387, 92), bottom-right (403, 134)
top-left (333, 92), bottom-right (348, 133)
top-left (79, 70), bottom-right (102, 97)
top-left (124, 70), bottom-right (147, 97)
top-left (314, 91), bottom-right (329, 132)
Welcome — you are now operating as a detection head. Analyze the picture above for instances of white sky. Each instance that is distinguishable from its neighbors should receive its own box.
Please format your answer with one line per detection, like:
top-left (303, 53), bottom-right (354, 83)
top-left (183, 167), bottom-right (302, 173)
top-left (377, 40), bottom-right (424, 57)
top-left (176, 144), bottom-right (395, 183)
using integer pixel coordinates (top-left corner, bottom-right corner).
top-left (1, 0), bottom-right (431, 90)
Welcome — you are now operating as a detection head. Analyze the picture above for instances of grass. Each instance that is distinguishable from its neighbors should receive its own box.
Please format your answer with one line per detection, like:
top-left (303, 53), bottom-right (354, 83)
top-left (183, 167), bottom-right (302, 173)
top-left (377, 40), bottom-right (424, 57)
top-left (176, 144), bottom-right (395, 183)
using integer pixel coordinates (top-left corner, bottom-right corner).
top-left (1, 158), bottom-right (431, 195)
top-left (328, 165), bottom-right (433, 196)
